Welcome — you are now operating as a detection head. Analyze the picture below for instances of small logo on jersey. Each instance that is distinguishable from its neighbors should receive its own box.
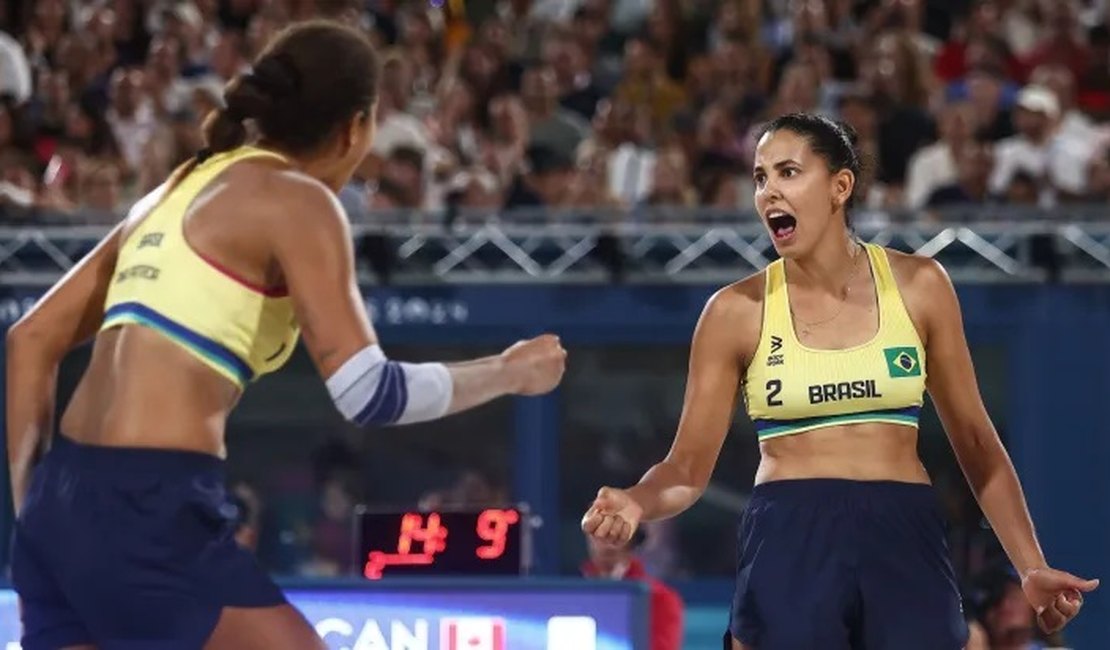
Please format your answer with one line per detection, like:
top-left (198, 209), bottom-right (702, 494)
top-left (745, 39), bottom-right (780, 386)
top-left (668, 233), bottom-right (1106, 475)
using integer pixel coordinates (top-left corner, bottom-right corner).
top-left (767, 335), bottom-right (784, 366)
top-left (884, 347), bottom-right (921, 378)
top-left (138, 232), bottom-right (163, 249)
top-left (116, 264), bottom-right (160, 282)
top-left (263, 342), bottom-right (287, 363)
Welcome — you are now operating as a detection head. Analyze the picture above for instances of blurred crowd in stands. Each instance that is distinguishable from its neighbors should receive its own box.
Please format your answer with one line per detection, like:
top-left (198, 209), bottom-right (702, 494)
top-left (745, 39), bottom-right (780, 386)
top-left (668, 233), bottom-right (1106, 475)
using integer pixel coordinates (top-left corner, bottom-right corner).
top-left (3, 0), bottom-right (1110, 223)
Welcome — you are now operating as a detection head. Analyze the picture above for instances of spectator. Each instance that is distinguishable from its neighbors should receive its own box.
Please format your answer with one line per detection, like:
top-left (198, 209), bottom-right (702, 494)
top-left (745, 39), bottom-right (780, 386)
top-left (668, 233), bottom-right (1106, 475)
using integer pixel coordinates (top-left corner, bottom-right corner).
top-left (963, 65), bottom-right (1018, 142)
top-left (0, 28), bottom-right (32, 104)
top-left (904, 100), bottom-right (978, 209)
top-left (104, 67), bottom-right (159, 179)
top-left (971, 564), bottom-right (1067, 650)
top-left (926, 140), bottom-right (995, 208)
top-left (544, 29), bottom-right (604, 121)
top-left (581, 530), bottom-right (684, 650)
top-left (1022, 0), bottom-right (1090, 85)
top-left (1084, 145), bottom-right (1110, 201)
top-left (521, 61), bottom-right (590, 161)
top-left (301, 438), bottom-right (362, 577)
top-left (1029, 63), bottom-right (1099, 143)
top-left (207, 29), bottom-right (251, 84)
top-left (444, 167), bottom-right (503, 211)
top-left (613, 34), bottom-right (687, 140)
top-left (578, 97), bottom-right (654, 205)
top-left (863, 31), bottom-right (937, 194)
top-left (642, 146), bottom-right (695, 207)
top-left (418, 470), bottom-right (509, 510)
top-left (0, 152), bottom-right (36, 212)
top-left (504, 143), bottom-right (575, 209)
top-left (380, 145), bottom-right (427, 209)
top-left (76, 158), bottom-right (122, 219)
top-left (569, 146), bottom-right (622, 209)
top-left (479, 93), bottom-right (529, 187)
top-left (1004, 169), bottom-right (1041, 205)
top-left (988, 84), bottom-right (1094, 205)
top-left (143, 35), bottom-right (192, 118)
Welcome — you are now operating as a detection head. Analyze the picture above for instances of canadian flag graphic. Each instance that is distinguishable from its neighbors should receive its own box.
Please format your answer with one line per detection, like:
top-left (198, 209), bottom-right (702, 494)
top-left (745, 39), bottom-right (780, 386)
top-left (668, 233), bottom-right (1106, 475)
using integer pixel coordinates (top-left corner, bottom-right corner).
top-left (440, 617), bottom-right (507, 650)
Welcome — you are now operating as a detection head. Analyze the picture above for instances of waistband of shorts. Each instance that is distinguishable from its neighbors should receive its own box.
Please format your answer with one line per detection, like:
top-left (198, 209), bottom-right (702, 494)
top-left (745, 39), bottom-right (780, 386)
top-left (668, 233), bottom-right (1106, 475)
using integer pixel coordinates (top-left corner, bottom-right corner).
top-left (750, 478), bottom-right (936, 504)
top-left (46, 432), bottom-right (225, 477)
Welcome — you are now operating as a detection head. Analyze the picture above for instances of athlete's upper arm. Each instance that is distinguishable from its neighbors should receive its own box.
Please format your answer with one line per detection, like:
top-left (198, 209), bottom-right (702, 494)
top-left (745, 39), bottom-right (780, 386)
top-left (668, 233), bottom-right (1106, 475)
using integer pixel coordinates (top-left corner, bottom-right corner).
top-left (665, 282), bottom-right (759, 488)
top-left (915, 258), bottom-right (995, 443)
top-left (264, 175), bottom-right (377, 377)
top-left (6, 183), bottom-right (167, 356)
top-left (9, 222), bottom-right (123, 356)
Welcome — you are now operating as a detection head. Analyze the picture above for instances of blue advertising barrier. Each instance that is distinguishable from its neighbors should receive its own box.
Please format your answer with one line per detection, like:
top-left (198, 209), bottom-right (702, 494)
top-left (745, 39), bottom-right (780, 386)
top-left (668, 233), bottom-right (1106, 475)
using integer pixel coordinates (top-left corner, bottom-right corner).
top-left (0, 578), bottom-right (648, 650)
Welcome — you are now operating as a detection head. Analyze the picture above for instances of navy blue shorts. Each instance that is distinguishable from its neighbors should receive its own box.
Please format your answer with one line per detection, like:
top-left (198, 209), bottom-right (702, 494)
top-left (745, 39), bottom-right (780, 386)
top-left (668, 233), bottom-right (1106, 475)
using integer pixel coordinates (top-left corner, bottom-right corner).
top-left (11, 434), bottom-right (286, 650)
top-left (726, 479), bottom-right (968, 650)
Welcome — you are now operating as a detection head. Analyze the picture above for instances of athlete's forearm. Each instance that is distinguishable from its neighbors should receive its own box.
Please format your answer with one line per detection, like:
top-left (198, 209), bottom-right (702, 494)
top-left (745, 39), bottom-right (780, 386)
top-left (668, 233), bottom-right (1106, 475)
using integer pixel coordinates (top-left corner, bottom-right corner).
top-left (626, 460), bottom-right (705, 522)
top-left (5, 330), bottom-right (59, 516)
top-left (443, 355), bottom-right (519, 415)
top-left (962, 437), bottom-right (1047, 577)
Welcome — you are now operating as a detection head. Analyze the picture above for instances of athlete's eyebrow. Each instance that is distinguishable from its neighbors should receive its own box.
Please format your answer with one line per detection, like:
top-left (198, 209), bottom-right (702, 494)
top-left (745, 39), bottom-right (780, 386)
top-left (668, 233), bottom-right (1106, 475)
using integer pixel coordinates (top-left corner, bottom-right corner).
top-left (753, 159), bottom-right (802, 173)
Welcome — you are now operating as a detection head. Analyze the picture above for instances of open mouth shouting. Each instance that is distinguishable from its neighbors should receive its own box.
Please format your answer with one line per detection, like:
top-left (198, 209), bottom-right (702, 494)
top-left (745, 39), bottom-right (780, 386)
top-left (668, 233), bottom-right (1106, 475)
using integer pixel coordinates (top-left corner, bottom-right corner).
top-left (766, 209), bottom-right (798, 243)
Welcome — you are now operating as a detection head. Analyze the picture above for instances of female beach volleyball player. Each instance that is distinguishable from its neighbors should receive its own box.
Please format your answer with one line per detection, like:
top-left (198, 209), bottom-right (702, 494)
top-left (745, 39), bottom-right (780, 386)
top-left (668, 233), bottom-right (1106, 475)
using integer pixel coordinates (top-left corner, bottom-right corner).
top-left (581, 113), bottom-right (1097, 649)
top-left (7, 20), bottom-right (565, 650)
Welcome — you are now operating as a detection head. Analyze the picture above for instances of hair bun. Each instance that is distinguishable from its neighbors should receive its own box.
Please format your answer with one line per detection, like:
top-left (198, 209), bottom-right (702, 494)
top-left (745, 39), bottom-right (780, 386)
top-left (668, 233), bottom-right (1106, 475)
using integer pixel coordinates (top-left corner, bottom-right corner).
top-left (249, 55), bottom-right (301, 99)
top-left (222, 72), bottom-right (272, 123)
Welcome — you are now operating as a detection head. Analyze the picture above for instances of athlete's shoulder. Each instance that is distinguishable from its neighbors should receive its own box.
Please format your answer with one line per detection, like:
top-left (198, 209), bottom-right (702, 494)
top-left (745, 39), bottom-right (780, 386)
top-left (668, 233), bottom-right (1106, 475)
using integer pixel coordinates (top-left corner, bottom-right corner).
top-left (256, 168), bottom-right (344, 219)
top-left (694, 270), bottom-right (766, 361)
top-left (705, 268), bottom-right (766, 322)
top-left (698, 269), bottom-right (765, 345)
top-left (244, 168), bottom-right (351, 248)
top-left (881, 246), bottom-right (953, 294)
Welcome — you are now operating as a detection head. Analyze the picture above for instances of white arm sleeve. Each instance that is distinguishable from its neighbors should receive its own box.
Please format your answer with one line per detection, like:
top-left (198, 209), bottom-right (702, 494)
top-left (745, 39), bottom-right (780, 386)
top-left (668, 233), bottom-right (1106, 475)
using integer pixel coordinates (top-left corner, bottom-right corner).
top-left (325, 345), bottom-right (453, 426)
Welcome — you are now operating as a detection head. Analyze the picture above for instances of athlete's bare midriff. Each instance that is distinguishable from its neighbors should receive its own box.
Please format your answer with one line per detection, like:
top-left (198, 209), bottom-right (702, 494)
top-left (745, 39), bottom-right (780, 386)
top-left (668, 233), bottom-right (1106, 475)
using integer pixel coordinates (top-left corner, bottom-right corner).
top-left (59, 326), bottom-right (239, 456)
top-left (755, 422), bottom-right (931, 485)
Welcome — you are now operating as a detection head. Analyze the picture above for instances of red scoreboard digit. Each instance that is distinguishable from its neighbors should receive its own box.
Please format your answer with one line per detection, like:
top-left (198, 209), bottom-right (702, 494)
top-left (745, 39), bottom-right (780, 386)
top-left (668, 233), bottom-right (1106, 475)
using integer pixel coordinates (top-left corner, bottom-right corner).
top-left (357, 507), bottom-right (527, 579)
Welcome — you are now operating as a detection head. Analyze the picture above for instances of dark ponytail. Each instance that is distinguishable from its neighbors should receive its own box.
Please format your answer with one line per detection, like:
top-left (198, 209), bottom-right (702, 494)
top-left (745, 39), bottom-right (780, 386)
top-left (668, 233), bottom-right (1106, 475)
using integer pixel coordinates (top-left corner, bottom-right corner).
top-left (197, 54), bottom-right (295, 163)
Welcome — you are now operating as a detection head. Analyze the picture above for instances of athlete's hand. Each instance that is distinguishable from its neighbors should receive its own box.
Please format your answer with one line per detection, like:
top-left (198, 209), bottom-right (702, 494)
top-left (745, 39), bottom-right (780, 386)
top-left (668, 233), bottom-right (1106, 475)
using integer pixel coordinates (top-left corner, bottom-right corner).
top-left (501, 334), bottom-right (567, 396)
top-left (1021, 567), bottom-right (1099, 633)
top-left (581, 487), bottom-right (643, 546)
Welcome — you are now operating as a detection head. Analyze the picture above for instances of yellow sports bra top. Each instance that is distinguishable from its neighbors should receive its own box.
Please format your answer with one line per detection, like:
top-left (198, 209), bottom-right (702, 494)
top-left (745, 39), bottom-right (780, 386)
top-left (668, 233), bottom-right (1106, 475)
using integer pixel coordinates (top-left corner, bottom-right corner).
top-left (743, 243), bottom-right (926, 440)
top-left (100, 146), bottom-right (300, 388)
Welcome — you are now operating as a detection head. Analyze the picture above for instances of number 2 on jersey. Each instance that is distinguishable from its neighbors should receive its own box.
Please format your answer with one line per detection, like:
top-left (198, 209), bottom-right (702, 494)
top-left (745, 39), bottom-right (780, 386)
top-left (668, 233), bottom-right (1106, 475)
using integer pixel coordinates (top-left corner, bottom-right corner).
top-left (766, 379), bottom-right (783, 407)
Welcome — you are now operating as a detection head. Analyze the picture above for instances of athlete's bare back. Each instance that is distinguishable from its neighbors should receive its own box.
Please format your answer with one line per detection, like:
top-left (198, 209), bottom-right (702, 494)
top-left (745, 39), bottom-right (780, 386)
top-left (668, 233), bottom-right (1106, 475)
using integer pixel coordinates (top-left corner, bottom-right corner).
top-left (62, 158), bottom-right (293, 456)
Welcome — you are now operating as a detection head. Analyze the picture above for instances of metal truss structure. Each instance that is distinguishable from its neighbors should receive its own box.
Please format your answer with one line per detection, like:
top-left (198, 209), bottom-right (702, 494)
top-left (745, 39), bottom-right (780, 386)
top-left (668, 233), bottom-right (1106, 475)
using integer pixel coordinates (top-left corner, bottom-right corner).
top-left (0, 212), bottom-right (1108, 286)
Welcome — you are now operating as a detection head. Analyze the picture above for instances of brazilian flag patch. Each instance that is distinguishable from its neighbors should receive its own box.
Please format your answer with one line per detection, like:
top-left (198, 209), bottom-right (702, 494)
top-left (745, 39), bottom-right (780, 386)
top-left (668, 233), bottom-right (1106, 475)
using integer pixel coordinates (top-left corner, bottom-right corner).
top-left (884, 347), bottom-right (921, 378)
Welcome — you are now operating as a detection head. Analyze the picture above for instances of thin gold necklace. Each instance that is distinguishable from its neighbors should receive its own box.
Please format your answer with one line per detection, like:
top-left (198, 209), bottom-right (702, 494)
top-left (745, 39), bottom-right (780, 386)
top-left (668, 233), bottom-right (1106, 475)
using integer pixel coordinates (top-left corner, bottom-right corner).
top-left (791, 242), bottom-right (864, 338)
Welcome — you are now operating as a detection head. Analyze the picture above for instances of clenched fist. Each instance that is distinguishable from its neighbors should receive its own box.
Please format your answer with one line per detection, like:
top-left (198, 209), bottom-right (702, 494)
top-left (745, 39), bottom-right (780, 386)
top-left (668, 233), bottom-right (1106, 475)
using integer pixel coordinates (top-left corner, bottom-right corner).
top-left (581, 487), bottom-right (643, 546)
top-left (1021, 567), bottom-right (1099, 634)
top-left (501, 334), bottom-right (567, 396)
